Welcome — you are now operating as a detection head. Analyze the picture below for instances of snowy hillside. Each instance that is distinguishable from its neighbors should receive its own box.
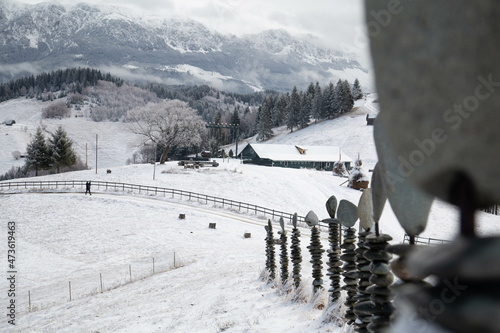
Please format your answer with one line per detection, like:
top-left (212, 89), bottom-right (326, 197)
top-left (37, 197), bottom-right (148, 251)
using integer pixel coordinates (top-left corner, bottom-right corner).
top-left (1, 94), bottom-right (500, 332)
top-left (0, 97), bottom-right (145, 175)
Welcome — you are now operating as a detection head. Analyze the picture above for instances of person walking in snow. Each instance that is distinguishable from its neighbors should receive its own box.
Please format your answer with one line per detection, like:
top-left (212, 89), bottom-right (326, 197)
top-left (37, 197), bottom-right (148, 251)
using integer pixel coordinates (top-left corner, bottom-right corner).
top-left (85, 181), bottom-right (92, 195)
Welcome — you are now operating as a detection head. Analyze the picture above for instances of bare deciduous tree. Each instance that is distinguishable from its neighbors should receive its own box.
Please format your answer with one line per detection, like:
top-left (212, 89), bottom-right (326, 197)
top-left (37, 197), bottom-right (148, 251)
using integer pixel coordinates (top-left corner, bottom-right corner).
top-left (42, 100), bottom-right (70, 119)
top-left (127, 100), bottom-right (205, 163)
top-left (11, 151), bottom-right (21, 160)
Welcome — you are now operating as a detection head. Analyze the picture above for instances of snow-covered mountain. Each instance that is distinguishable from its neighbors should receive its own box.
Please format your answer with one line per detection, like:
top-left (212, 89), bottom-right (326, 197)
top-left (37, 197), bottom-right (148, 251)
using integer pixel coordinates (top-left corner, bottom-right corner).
top-left (0, 1), bottom-right (368, 92)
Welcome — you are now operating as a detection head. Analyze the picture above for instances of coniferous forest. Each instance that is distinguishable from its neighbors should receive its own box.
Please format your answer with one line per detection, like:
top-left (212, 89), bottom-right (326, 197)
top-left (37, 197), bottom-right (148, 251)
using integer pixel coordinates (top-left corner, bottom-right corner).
top-left (0, 67), bottom-right (363, 177)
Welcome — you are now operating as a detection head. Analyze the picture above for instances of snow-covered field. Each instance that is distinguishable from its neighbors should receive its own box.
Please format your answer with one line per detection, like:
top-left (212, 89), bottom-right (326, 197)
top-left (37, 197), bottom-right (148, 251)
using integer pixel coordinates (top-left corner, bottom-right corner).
top-left (1, 95), bottom-right (499, 332)
top-left (0, 98), bottom-right (145, 175)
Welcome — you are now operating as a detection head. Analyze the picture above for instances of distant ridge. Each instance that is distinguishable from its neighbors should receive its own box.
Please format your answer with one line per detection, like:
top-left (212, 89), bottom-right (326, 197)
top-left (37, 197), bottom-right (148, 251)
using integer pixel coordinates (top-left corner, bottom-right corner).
top-left (0, 1), bottom-right (368, 93)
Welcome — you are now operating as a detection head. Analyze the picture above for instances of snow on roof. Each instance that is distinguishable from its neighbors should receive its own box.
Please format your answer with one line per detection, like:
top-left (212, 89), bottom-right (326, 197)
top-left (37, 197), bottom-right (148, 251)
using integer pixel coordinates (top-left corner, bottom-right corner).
top-left (247, 144), bottom-right (353, 163)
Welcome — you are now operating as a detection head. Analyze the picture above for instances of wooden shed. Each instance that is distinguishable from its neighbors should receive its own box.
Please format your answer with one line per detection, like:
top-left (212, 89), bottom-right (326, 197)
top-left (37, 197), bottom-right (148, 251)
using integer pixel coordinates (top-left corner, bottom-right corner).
top-left (238, 143), bottom-right (353, 171)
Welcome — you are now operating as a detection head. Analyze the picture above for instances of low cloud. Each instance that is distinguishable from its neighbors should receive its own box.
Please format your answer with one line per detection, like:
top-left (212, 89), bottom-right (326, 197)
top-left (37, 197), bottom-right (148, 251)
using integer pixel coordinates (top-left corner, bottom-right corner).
top-left (0, 62), bottom-right (44, 80)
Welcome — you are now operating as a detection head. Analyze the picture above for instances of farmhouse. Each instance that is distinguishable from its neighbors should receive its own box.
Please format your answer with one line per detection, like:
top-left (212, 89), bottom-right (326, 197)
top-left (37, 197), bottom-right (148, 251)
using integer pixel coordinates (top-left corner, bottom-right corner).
top-left (238, 143), bottom-right (353, 171)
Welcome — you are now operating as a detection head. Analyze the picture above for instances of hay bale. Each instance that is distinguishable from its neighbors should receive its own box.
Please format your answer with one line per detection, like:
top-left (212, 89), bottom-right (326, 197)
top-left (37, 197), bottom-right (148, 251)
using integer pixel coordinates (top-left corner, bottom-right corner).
top-left (348, 159), bottom-right (370, 190)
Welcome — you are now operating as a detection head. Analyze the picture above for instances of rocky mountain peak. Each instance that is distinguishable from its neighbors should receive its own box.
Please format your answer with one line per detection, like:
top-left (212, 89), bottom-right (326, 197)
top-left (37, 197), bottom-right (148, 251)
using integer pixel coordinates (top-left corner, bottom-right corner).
top-left (0, 1), bottom-right (368, 93)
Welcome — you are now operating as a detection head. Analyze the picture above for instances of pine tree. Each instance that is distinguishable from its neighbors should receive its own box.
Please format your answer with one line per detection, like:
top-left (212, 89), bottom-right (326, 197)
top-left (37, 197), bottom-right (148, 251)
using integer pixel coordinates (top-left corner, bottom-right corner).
top-left (299, 92), bottom-right (311, 128)
top-left (272, 94), bottom-right (289, 127)
top-left (25, 127), bottom-right (51, 176)
top-left (332, 79), bottom-right (343, 115)
top-left (311, 82), bottom-right (323, 122)
top-left (48, 126), bottom-right (77, 173)
top-left (323, 82), bottom-right (336, 119)
top-left (253, 106), bottom-right (262, 137)
top-left (341, 80), bottom-right (354, 113)
top-left (306, 82), bottom-right (315, 101)
top-left (257, 99), bottom-right (274, 141)
top-left (287, 86), bottom-right (301, 132)
top-left (352, 78), bottom-right (363, 100)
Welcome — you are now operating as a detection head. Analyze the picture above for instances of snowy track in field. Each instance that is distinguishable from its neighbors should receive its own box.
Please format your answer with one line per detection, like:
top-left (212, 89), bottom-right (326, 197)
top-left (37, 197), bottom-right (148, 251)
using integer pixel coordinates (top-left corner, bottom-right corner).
top-left (4, 191), bottom-right (324, 239)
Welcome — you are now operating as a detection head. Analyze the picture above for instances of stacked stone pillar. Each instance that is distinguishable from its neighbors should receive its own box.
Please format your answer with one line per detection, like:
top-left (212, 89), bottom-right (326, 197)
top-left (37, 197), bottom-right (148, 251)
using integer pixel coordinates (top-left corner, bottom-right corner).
top-left (341, 227), bottom-right (358, 325)
top-left (290, 213), bottom-right (302, 289)
top-left (325, 219), bottom-right (342, 302)
top-left (278, 217), bottom-right (289, 286)
top-left (337, 199), bottom-right (361, 325)
top-left (305, 211), bottom-right (324, 293)
top-left (353, 231), bottom-right (373, 332)
top-left (353, 188), bottom-right (375, 332)
top-left (265, 219), bottom-right (276, 281)
top-left (324, 195), bottom-right (342, 303)
top-left (364, 233), bottom-right (394, 332)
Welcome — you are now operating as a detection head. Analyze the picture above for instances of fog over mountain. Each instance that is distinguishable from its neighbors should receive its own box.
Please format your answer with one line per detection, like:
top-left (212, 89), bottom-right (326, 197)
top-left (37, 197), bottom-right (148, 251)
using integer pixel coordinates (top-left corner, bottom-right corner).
top-left (0, 1), bottom-right (369, 92)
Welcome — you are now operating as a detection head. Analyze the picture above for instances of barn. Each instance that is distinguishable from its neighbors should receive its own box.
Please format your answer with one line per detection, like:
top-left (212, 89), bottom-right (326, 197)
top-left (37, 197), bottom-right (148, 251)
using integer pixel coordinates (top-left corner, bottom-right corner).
top-left (238, 143), bottom-right (353, 171)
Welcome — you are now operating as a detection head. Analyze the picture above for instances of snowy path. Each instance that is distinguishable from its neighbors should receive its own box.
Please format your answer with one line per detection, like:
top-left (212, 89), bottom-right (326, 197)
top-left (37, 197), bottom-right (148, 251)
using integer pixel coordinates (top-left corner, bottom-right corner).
top-left (2, 188), bottom-right (324, 239)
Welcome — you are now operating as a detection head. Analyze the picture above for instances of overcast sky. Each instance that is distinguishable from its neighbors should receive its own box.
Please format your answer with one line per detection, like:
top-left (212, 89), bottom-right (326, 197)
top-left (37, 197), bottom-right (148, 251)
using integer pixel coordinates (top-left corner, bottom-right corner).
top-left (18, 0), bottom-right (371, 66)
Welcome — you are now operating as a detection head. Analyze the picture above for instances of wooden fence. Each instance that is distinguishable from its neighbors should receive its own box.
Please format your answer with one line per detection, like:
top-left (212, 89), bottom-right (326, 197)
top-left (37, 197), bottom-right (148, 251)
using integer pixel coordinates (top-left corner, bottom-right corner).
top-left (0, 180), bottom-right (327, 228)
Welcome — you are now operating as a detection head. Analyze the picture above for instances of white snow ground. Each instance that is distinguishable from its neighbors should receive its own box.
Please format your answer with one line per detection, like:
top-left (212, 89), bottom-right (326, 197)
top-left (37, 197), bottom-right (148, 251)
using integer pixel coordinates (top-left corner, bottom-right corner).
top-left (1, 95), bottom-right (499, 332)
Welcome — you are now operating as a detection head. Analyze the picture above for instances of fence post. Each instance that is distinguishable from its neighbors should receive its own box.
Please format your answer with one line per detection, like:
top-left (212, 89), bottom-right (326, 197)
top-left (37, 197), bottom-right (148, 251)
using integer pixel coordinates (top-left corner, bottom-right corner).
top-left (129, 265), bottom-right (132, 282)
top-left (69, 281), bottom-right (72, 301)
top-left (153, 258), bottom-right (155, 274)
top-left (100, 273), bottom-right (103, 293)
top-left (29, 290), bottom-right (31, 312)
top-left (174, 252), bottom-right (176, 268)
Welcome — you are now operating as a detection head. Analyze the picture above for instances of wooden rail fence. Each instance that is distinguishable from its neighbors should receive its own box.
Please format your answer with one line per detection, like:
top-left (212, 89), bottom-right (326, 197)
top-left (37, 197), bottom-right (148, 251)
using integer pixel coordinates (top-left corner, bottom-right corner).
top-left (0, 180), bottom-right (327, 228)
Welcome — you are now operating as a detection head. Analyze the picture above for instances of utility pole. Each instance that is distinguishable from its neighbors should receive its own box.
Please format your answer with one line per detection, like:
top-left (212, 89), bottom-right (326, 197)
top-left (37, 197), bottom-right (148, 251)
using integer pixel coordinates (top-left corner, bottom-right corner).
top-left (205, 123), bottom-right (240, 157)
top-left (95, 134), bottom-right (98, 174)
top-left (153, 143), bottom-right (157, 180)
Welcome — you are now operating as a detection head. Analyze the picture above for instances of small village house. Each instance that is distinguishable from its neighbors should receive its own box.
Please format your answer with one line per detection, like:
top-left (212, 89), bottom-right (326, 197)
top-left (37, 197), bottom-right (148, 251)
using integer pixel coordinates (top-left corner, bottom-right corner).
top-left (238, 143), bottom-right (353, 171)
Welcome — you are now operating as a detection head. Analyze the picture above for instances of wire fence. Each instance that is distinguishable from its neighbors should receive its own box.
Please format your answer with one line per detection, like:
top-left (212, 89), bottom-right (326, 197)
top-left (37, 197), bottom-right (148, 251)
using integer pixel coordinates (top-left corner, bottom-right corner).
top-left (16, 252), bottom-right (183, 314)
top-left (481, 205), bottom-right (500, 216)
top-left (0, 180), bottom-right (327, 228)
top-left (402, 234), bottom-right (451, 246)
